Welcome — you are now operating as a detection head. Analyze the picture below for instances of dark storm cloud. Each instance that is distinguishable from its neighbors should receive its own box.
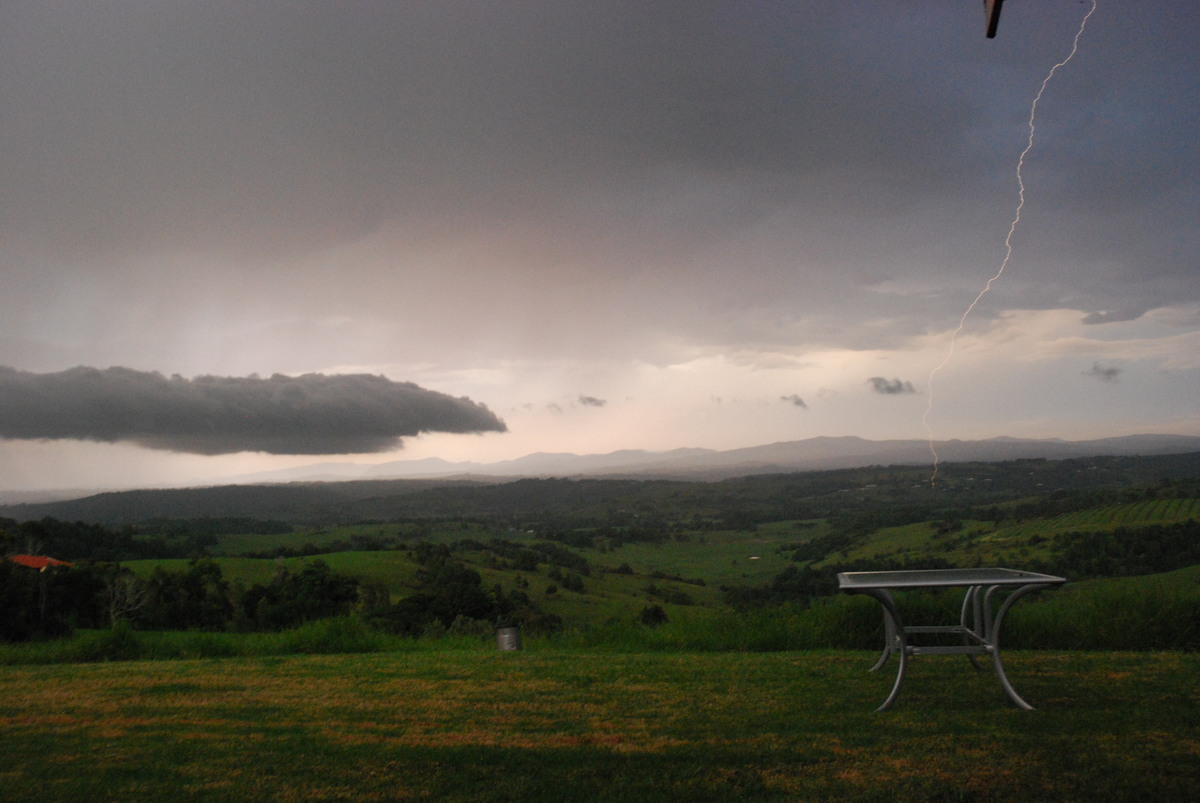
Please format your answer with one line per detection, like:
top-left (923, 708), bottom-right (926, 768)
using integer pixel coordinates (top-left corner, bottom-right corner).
top-left (868, 377), bottom-right (916, 395)
top-left (577, 395), bottom-right (607, 408)
top-left (0, 1), bottom-right (992, 239)
top-left (7, 4), bottom-right (1180, 269)
top-left (0, 0), bottom-right (1196, 369)
top-left (0, 367), bottom-right (506, 455)
top-left (781, 394), bottom-right (808, 408)
top-left (1084, 363), bottom-right (1121, 383)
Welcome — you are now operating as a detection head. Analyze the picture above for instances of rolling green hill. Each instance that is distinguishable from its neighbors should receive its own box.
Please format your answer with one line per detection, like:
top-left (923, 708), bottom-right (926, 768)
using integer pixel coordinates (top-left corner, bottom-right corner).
top-left (6, 451), bottom-right (1199, 642)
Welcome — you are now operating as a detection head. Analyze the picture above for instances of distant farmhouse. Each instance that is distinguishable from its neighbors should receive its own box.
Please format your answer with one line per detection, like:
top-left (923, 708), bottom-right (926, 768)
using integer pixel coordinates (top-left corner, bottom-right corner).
top-left (7, 554), bottom-right (72, 571)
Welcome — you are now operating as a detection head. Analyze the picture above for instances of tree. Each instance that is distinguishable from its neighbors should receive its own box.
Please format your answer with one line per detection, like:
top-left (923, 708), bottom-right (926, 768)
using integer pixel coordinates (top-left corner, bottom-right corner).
top-left (423, 564), bottom-right (497, 627)
top-left (101, 564), bottom-right (148, 627)
top-left (139, 558), bottom-right (232, 631)
top-left (241, 560), bottom-right (359, 631)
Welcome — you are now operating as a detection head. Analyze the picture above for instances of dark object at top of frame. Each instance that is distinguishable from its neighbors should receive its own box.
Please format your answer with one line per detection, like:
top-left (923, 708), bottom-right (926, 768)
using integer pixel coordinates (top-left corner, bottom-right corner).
top-left (984, 0), bottom-right (1005, 38)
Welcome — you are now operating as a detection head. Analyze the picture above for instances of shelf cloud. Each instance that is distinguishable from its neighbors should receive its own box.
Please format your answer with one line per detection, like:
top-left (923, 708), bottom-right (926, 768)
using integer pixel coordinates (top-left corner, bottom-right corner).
top-left (0, 367), bottom-right (506, 455)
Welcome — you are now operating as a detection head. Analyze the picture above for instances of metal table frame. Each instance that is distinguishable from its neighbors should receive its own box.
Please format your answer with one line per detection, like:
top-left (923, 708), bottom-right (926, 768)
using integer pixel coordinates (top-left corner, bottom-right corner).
top-left (837, 568), bottom-right (1066, 711)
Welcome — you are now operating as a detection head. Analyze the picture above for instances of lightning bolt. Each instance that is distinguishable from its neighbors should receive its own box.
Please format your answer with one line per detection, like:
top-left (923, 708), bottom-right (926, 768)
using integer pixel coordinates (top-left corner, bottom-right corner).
top-left (924, 0), bottom-right (1099, 486)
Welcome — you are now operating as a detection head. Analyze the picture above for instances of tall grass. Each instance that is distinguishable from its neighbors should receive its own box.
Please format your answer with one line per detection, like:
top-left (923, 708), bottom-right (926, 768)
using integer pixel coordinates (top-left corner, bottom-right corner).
top-left (554, 577), bottom-right (1200, 654)
top-left (1007, 575), bottom-right (1200, 651)
top-left (551, 597), bottom-right (886, 652)
top-left (0, 617), bottom-right (441, 665)
top-left (4, 571), bottom-right (1199, 665)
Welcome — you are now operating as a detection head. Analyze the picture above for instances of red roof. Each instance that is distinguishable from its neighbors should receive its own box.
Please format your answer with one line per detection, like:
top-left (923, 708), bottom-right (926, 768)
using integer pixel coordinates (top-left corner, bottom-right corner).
top-left (8, 554), bottom-right (72, 570)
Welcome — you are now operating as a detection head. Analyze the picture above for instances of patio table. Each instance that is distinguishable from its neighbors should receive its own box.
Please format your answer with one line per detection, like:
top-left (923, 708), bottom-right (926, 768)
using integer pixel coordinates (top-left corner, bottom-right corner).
top-left (837, 567), bottom-right (1066, 711)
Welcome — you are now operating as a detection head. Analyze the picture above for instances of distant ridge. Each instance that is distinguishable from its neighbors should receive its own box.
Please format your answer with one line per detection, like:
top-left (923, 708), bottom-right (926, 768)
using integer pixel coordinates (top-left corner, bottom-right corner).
top-left (626, 434), bottom-right (1200, 478)
top-left (226, 433), bottom-right (1200, 482)
top-left (2, 434), bottom-right (1199, 524)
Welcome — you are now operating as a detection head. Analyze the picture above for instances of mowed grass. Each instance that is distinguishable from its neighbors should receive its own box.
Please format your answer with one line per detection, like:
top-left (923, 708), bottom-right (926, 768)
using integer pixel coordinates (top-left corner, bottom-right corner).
top-left (1, 649), bottom-right (1197, 801)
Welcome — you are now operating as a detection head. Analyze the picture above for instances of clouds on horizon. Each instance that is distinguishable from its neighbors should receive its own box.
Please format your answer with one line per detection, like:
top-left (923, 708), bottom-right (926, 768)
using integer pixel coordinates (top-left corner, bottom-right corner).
top-left (0, 367), bottom-right (506, 455)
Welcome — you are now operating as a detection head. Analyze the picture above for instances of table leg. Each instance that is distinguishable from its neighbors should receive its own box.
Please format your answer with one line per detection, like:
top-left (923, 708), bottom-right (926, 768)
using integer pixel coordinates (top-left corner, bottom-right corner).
top-left (859, 589), bottom-right (908, 711)
top-left (990, 583), bottom-right (1050, 710)
top-left (961, 587), bottom-right (985, 671)
top-left (868, 606), bottom-right (895, 671)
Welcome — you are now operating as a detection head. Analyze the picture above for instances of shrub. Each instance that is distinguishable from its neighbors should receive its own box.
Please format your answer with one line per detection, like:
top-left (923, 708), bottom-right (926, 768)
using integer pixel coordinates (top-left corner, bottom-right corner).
top-left (277, 616), bottom-right (386, 655)
top-left (639, 605), bottom-right (669, 627)
top-left (73, 620), bottom-right (142, 662)
top-left (447, 615), bottom-right (494, 639)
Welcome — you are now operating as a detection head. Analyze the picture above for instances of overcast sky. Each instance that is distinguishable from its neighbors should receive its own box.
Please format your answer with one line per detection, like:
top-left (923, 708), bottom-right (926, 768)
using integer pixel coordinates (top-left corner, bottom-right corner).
top-left (2, 1), bottom-right (1197, 492)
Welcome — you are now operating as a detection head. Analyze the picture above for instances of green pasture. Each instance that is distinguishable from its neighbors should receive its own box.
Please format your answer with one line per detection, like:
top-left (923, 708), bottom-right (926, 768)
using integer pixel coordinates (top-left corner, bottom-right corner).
top-left (123, 488), bottom-right (1200, 633)
top-left (192, 497), bottom-right (1199, 593)
top-left (126, 551), bottom-right (428, 594)
top-left (825, 521), bottom-right (946, 563)
top-left (817, 520), bottom-right (1046, 569)
top-left (987, 497), bottom-right (1200, 539)
top-left (123, 547), bottom-right (726, 630)
top-left (209, 520), bottom-right (491, 554)
top-left (817, 496), bottom-right (1200, 570)
top-left (596, 529), bottom-right (798, 587)
top-left (1, 648), bottom-right (1197, 801)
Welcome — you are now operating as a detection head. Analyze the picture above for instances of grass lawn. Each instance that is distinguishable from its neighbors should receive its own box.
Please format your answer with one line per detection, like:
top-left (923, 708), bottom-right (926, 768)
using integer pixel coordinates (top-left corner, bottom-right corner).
top-left (1, 649), bottom-right (1197, 801)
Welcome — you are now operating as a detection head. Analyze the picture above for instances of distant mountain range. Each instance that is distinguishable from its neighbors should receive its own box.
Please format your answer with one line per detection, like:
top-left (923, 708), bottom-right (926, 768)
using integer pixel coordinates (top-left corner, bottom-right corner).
top-left (4, 433), bottom-right (1199, 525)
top-left (220, 433), bottom-right (1200, 484)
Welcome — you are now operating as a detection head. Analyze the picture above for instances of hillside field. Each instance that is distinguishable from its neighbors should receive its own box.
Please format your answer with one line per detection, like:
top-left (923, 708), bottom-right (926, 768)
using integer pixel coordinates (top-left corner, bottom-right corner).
top-left (110, 491), bottom-right (1200, 637)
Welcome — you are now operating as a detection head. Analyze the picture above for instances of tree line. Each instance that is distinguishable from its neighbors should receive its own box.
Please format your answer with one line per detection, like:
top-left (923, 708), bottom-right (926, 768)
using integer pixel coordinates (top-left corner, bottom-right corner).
top-left (1, 550), bottom-right (562, 643)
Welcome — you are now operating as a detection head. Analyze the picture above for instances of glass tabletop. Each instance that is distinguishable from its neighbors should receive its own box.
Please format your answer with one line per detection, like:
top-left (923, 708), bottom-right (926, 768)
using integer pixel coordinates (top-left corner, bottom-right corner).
top-left (837, 567), bottom-right (1066, 590)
